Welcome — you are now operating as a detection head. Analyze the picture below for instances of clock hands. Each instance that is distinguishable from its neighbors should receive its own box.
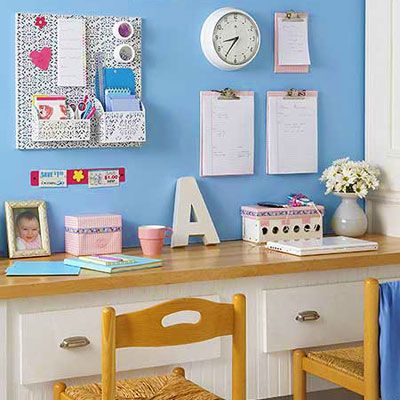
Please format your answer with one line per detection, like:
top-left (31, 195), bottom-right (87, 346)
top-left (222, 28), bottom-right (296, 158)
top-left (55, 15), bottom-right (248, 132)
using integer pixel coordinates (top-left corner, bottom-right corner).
top-left (223, 36), bottom-right (239, 57)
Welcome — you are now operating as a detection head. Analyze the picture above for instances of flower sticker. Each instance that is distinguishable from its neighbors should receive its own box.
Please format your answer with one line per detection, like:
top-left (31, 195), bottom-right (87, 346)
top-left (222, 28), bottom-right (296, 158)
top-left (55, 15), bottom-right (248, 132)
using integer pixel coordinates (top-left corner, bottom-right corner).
top-left (35, 16), bottom-right (47, 29)
top-left (72, 170), bottom-right (85, 183)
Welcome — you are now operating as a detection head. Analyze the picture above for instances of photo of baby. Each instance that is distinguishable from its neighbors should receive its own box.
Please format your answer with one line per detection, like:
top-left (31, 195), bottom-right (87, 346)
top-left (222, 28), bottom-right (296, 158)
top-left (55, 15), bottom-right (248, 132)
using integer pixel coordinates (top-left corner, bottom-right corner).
top-left (5, 200), bottom-right (50, 258)
top-left (14, 209), bottom-right (42, 251)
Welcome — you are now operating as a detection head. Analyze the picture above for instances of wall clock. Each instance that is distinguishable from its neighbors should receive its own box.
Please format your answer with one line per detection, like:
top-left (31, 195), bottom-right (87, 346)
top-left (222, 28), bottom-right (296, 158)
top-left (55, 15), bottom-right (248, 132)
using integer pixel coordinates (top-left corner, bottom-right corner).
top-left (201, 7), bottom-right (261, 70)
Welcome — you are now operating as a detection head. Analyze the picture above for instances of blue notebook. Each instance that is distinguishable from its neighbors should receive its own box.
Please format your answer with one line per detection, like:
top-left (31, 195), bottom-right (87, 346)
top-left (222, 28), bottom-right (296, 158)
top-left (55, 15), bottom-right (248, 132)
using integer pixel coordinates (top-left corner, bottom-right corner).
top-left (6, 262), bottom-right (81, 276)
top-left (96, 67), bottom-right (136, 109)
top-left (105, 94), bottom-right (141, 112)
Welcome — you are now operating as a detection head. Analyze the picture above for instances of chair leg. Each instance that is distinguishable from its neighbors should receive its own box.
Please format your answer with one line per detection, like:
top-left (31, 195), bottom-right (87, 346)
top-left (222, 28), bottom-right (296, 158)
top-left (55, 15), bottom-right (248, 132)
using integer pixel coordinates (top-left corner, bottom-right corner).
top-left (53, 382), bottom-right (66, 400)
top-left (364, 386), bottom-right (379, 400)
top-left (293, 350), bottom-right (307, 400)
top-left (172, 367), bottom-right (186, 377)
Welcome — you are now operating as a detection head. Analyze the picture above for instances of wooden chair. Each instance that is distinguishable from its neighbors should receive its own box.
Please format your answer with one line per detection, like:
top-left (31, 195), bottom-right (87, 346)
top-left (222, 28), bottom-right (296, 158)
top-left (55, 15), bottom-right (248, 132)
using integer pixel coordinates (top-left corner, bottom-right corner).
top-left (293, 278), bottom-right (379, 400)
top-left (54, 294), bottom-right (246, 400)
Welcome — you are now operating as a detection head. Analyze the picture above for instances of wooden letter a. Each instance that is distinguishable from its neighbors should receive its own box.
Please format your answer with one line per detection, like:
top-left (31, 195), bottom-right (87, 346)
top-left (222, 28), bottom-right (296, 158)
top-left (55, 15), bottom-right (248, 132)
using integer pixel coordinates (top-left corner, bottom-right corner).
top-left (171, 177), bottom-right (220, 247)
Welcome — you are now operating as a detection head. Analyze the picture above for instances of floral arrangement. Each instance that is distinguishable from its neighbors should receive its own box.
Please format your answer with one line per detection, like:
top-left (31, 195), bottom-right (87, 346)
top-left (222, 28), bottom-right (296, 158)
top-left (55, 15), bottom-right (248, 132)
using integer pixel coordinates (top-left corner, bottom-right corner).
top-left (320, 158), bottom-right (380, 198)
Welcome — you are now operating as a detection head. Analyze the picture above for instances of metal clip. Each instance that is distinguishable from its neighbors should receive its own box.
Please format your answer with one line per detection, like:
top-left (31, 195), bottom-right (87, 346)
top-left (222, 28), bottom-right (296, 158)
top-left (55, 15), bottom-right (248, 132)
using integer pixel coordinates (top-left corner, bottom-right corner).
top-left (295, 310), bottom-right (320, 322)
top-left (60, 336), bottom-right (91, 349)
top-left (285, 89), bottom-right (307, 99)
top-left (284, 11), bottom-right (305, 21)
top-left (215, 88), bottom-right (241, 100)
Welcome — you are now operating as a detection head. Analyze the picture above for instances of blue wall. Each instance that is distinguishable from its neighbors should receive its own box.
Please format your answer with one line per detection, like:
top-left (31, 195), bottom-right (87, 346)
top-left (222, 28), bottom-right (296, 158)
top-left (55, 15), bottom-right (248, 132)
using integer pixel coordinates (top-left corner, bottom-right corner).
top-left (0, 0), bottom-right (365, 255)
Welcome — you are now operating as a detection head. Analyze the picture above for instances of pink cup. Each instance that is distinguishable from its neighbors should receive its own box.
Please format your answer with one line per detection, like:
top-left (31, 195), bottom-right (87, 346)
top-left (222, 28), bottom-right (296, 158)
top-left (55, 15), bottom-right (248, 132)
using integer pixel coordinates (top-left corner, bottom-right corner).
top-left (138, 225), bottom-right (173, 257)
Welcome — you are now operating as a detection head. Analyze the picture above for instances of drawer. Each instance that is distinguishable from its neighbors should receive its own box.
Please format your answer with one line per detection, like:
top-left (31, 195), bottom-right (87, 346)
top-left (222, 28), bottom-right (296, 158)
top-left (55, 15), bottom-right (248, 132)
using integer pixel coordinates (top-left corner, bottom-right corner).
top-left (262, 282), bottom-right (363, 353)
top-left (20, 295), bottom-right (221, 384)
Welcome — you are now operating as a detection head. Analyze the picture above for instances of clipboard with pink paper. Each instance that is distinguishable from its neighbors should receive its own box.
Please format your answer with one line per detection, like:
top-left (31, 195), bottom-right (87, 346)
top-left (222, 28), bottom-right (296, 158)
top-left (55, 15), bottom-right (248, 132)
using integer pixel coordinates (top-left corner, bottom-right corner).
top-left (274, 12), bottom-right (311, 74)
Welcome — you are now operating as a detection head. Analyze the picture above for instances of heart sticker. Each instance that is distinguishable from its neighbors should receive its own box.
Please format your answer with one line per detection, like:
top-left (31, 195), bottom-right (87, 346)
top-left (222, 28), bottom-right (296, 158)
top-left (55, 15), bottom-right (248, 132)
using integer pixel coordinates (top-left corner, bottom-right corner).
top-left (29, 47), bottom-right (52, 71)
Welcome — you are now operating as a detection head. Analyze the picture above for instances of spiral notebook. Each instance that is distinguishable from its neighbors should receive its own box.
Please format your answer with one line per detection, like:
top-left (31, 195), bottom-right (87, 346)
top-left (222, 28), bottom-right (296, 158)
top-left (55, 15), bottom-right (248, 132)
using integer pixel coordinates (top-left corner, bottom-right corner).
top-left (104, 68), bottom-right (135, 95)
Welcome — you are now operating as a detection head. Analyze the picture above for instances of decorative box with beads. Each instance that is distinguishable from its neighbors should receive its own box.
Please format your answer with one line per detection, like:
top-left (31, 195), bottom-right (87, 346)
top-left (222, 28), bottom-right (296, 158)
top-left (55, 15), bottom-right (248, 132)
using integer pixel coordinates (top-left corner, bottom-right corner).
top-left (241, 204), bottom-right (324, 244)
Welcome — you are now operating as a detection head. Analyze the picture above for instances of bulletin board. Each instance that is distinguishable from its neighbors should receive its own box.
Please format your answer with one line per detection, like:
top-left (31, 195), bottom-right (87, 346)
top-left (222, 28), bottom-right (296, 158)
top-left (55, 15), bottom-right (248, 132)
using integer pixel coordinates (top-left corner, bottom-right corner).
top-left (15, 13), bottom-right (145, 150)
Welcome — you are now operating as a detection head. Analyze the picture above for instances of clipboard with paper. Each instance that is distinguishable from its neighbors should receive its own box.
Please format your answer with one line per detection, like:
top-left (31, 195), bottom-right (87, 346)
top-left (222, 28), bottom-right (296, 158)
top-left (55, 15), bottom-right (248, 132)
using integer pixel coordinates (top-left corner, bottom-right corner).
top-left (274, 11), bottom-right (311, 73)
top-left (266, 89), bottom-right (318, 174)
top-left (200, 89), bottom-right (254, 177)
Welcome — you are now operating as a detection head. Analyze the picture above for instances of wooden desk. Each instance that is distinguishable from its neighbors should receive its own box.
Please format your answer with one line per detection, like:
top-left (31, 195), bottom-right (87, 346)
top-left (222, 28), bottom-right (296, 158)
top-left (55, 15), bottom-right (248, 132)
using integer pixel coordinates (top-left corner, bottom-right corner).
top-left (0, 234), bottom-right (399, 300)
top-left (3, 234), bottom-right (400, 400)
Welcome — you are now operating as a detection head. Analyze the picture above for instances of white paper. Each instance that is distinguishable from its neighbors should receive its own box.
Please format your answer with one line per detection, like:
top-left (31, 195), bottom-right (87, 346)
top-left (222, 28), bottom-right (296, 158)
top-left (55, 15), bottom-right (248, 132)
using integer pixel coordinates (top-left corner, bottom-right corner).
top-left (200, 92), bottom-right (254, 176)
top-left (57, 18), bottom-right (87, 87)
top-left (267, 95), bottom-right (318, 174)
top-left (88, 169), bottom-right (120, 188)
top-left (38, 170), bottom-right (67, 187)
top-left (278, 16), bottom-right (311, 66)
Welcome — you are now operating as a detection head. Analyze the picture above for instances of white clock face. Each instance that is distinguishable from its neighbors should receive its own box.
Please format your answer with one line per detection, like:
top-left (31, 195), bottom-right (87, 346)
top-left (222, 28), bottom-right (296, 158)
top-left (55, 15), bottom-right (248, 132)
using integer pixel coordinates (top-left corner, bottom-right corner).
top-left (212, 11), bottom-right (260, 66)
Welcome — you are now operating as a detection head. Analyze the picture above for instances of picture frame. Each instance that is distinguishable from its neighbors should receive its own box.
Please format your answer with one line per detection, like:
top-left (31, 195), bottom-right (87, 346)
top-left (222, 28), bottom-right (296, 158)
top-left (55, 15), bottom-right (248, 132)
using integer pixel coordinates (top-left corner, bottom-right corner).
top-left (5, 200), bottom-right (51, 259)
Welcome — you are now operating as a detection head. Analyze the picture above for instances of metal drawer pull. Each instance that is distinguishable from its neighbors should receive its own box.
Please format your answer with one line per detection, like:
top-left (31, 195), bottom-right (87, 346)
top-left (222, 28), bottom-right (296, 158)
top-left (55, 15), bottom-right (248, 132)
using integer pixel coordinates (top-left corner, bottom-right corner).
top-left (60, 336), bottom-right (90, 349)
top-left (295, 311), bottom-right (320, 322)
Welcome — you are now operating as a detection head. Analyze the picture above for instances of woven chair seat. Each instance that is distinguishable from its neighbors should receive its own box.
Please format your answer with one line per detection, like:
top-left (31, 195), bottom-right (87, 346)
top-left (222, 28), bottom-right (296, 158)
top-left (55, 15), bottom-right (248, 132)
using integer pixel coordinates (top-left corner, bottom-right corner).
top-left (64, 372), bottom-right (221, 400)
top-left (307, 346), bottom-right (364, 380)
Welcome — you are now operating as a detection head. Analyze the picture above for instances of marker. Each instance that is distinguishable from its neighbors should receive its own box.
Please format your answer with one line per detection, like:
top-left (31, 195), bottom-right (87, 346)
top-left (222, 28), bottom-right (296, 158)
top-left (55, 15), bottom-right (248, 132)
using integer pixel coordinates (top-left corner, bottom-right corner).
top-left (85, 106), bottom-right (96, 120)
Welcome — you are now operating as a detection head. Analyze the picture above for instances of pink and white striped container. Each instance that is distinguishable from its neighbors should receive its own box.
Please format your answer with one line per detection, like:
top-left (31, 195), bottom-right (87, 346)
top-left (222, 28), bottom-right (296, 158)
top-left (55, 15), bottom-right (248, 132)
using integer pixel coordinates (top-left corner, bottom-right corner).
top-left (65, 214), bottom-right (122, 256)
top-left (241, 205), bottom-right (324, 244)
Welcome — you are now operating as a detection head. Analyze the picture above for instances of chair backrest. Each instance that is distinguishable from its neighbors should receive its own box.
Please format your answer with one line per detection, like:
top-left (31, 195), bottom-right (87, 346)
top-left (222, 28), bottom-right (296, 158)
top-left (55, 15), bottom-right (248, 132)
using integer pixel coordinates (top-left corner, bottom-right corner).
top-left (363, 278), bottom-right (379, 399)
top-left (101, 294), bottom-right (246, 400)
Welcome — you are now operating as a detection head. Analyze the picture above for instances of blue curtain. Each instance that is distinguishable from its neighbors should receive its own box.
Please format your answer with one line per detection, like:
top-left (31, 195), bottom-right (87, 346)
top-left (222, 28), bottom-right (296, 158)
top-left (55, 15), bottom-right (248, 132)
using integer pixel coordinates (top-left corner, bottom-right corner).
top-left (379, 281), bottom-right (400, 399)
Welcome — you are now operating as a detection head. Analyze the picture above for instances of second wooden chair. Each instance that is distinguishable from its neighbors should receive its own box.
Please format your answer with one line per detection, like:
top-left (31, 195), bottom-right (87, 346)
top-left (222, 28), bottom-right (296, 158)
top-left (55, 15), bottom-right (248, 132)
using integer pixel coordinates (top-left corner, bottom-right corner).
top-left (293, 278), bottom-right (379, 400)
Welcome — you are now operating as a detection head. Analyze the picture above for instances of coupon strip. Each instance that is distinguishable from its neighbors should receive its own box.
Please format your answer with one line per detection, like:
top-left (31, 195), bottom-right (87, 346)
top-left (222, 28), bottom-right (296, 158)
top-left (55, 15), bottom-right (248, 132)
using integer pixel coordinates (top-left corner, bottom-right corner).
top-left (30, 168), bottom-right (126, 187)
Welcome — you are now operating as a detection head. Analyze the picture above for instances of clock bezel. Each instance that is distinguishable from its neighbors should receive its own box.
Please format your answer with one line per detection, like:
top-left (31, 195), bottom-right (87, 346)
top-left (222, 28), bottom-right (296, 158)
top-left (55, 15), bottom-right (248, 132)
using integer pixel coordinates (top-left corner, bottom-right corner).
top-left (201, 7), bottom-right (261, 71)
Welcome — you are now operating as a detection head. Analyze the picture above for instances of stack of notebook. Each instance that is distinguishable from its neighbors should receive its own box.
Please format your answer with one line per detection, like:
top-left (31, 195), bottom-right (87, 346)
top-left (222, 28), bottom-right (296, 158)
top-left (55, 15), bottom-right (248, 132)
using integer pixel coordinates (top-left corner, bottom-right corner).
top-left (64, 254), bottom-right (162, 274)
top-left (96, 66), bottom-right (141, 112)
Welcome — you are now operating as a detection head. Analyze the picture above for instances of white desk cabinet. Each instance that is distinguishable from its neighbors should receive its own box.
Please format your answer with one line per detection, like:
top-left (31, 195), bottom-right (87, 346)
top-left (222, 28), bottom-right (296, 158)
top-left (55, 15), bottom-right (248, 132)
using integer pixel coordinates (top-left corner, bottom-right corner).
top-left (2, 263), bottom-right (400, 399)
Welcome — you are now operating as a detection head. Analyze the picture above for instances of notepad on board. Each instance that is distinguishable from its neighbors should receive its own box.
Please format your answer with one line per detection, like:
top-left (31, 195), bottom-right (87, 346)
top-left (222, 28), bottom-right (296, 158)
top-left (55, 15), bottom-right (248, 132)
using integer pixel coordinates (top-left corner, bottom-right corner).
top-left (200, 91), bottom-right (254, 177)
top-left (6, 262), bottom-right (81, 276)
top-left (57, 18), bottom-right (87, 86)
top-left (274, 12), bottom-right (310, 73)
top-left (266, 91), bottom-right (318, 174)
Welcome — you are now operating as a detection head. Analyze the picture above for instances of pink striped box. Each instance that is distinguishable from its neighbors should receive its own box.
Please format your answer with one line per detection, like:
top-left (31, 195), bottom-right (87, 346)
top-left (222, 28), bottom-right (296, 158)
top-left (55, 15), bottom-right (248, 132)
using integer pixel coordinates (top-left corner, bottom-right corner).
top-left (241, 205), bottom-right (324, 244)
top-left (65, 214), bottom-right (122, 256)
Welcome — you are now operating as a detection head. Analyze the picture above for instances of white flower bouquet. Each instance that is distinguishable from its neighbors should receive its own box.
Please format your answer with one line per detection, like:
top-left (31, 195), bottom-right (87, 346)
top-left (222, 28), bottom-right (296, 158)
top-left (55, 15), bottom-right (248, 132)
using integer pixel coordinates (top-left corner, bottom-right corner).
top-left (320, 158), bottom-right (380, 198)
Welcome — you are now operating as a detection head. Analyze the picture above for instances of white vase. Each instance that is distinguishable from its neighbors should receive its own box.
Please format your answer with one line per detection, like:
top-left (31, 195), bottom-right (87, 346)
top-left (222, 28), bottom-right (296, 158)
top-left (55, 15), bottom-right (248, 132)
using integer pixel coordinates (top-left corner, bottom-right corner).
top-left (331, 193), bottom-right (368, 237)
